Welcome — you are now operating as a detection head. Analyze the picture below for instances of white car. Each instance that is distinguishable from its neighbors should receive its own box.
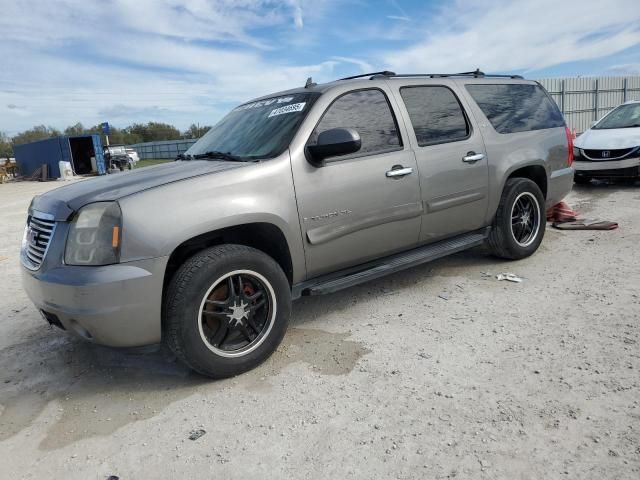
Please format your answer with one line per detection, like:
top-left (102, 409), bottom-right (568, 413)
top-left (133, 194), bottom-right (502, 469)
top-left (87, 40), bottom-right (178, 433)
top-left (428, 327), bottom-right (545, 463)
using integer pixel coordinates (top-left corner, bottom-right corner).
top-left (573, 100), bottom-right (640, 184)
top-left (125, 148), bottom-right (140, 164)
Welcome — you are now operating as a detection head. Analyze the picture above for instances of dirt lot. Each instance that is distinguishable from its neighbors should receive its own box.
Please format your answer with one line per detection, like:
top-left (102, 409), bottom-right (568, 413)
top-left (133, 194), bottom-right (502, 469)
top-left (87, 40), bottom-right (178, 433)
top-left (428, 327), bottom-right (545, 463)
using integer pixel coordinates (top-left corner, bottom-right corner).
top-left (0, 179), bottom-right (638, 480)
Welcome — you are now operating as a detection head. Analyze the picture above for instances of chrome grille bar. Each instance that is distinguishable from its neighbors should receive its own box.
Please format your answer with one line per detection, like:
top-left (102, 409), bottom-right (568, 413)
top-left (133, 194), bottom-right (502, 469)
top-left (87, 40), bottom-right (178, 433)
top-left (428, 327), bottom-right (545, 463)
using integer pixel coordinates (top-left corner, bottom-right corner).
top-left (21, 214), bottom-right (56, 270)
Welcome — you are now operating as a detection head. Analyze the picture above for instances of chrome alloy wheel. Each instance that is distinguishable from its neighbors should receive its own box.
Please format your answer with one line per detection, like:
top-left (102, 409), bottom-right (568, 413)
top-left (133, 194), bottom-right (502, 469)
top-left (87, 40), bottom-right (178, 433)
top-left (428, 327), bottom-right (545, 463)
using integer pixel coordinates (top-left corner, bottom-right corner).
top-left (197, 270), bottom-right (276, 358)
top-left (510, 191), bottom-right (541, 247)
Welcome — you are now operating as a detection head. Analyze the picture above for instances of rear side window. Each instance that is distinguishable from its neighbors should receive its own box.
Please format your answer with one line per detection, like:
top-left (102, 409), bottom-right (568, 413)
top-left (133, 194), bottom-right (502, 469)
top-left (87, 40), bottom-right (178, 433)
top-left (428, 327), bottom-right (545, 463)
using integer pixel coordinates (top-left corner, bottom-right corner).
top-left (308, 89), bottom-right (401, 157)
top-left (400, 86), bottom-right (470, 146)
top-left (466, 84), bottom-right (565, 134)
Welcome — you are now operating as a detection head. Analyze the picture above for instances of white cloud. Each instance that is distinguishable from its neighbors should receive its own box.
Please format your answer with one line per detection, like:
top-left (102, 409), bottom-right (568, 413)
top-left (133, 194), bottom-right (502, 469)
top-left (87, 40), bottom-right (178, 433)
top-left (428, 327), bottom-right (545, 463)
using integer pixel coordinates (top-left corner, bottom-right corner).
top-left (330, 56), bottom-right (373, 73)
top-left (0, 0), bottom-right (336, 134)
top-left (290, 0), bottom-right (304, 29)
top-left (606, 63), bottom-right (640, 75)
top-left (387, 15), bottom-right (410, 22)
top-left (1, 0), bottom-right (639, 136)
top-left (381, 0), bottom-right (640, 73)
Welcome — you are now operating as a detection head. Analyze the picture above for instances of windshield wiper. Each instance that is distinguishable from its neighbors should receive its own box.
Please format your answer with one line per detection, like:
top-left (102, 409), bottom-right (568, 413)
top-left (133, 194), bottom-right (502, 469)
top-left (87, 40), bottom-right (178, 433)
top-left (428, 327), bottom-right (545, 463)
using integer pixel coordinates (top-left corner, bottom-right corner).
top-left (176, 153), bottom-right (192, 161)
top-left (192, 151), bottom-right (245, 162)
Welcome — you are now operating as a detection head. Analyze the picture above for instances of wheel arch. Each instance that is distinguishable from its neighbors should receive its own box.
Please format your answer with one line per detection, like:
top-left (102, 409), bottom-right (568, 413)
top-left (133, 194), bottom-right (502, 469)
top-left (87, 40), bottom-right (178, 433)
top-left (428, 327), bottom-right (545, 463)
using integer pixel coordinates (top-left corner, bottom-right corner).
top-left (505, 164), bottom-right (548, 199)
top-left (162, 222), bottom-right (295, 301)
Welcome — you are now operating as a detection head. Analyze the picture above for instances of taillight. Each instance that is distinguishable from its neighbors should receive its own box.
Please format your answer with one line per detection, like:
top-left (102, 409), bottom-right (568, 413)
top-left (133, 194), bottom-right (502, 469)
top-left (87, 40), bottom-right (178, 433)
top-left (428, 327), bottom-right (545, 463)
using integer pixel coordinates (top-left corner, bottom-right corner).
top-left (565, 127), bottom-right (574, 167)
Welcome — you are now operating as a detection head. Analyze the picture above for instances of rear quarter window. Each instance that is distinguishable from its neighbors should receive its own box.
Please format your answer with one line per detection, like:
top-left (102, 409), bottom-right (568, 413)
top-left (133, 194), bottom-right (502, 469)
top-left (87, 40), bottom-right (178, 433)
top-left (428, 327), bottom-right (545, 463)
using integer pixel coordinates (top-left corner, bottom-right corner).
top-left (466, 84), bottom-right (565, 134)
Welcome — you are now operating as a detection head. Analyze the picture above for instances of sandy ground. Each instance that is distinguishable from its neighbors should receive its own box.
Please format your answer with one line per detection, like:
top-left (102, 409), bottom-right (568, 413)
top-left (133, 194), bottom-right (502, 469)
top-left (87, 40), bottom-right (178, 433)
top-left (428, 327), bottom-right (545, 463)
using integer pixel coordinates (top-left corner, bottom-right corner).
top-left (0, 178), bottom-right (638, 480)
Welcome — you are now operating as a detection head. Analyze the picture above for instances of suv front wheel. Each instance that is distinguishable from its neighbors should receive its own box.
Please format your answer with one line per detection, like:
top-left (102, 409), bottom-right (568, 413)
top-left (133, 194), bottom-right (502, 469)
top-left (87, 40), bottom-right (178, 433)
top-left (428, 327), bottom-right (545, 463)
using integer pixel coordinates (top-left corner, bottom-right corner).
top-left (487, 177), bottom-right (545, 260)
top-left (164, 244), bottom-right (291, 378)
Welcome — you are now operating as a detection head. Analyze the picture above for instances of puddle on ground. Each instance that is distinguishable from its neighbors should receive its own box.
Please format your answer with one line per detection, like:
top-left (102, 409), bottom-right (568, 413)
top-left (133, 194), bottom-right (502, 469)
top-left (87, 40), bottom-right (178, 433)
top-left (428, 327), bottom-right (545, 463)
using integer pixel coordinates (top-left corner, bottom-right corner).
top-left (259, 327), bottom-right (370, 377)
top-left (0, 324), bottom-right (367, 450)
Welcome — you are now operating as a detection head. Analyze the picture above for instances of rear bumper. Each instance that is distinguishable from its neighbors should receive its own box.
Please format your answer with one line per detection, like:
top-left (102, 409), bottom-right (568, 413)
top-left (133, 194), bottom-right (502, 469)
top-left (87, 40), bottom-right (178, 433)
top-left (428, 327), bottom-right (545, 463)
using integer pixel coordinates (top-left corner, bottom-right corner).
top-left (547, 167), bottom-right (574, 207)
top-left (21, 257), bottom-right (169, 347)
top-left (574, 157), bottom-right (640, 176)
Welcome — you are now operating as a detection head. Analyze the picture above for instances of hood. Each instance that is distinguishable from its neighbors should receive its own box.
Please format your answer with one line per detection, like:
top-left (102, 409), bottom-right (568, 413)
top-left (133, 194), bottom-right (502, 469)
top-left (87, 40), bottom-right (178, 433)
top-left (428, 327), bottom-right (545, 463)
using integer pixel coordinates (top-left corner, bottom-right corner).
top-left (31, 160), bottom-right (248, 220)
top-left (574, 127), bottom-right (640, 150)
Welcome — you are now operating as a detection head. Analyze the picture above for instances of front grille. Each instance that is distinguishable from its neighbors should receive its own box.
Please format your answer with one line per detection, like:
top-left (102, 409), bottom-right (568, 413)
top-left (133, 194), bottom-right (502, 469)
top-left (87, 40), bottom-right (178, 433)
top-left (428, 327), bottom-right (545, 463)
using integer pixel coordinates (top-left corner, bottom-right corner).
top-left (22, 215), bottom-right (56, 270)
top-left (582, 147), bottom-right (638, 160)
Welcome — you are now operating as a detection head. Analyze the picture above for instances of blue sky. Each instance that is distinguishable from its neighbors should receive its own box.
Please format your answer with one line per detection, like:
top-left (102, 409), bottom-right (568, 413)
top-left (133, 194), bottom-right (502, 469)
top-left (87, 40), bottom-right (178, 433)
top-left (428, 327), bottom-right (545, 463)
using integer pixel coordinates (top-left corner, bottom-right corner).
top-left (1, 0), bottom-right (640, 135)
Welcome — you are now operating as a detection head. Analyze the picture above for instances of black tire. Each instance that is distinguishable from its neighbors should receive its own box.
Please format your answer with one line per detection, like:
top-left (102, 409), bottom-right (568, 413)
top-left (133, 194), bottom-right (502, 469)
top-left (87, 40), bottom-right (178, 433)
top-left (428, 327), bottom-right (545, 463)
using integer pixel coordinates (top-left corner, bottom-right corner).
top-left (164, 244), bottom-right (291, 378)
top-left (573, 174), bottom-right (592, 185)
top-left (487, 178), bottom-right (546, 260)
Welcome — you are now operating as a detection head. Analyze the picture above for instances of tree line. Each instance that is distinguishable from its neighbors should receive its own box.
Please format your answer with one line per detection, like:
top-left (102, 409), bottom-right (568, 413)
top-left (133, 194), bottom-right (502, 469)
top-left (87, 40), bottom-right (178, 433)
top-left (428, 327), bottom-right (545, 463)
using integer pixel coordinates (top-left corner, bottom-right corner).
top-left (0, 122), bottom-right (211, 158)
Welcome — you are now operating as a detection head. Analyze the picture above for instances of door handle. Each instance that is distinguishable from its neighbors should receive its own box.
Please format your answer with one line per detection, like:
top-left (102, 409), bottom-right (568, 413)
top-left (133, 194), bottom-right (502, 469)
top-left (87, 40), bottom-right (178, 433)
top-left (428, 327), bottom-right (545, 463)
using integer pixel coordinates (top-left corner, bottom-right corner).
top-left (386, 166), bottom-right (413, 178)
top-left (462, 152), bottom-right (484, 163)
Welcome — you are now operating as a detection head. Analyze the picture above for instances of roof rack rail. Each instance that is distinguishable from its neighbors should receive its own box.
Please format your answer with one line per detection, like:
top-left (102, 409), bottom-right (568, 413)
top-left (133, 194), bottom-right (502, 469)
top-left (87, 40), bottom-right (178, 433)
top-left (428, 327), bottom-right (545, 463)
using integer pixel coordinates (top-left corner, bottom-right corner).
top-left (386, 69), bottom-right (523, 79)
top-left (336, 69), bottom-right (523, 82)
top-left (338, 71), bottom-right (396, 81)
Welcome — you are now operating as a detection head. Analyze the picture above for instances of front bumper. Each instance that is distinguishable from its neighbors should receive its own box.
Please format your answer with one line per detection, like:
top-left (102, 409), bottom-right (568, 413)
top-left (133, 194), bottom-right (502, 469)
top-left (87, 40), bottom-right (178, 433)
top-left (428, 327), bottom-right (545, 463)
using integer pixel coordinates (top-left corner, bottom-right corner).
top-left (21, 257), bottom-right (169, 347)
top-left (574, 157), bottom-right (640, 176)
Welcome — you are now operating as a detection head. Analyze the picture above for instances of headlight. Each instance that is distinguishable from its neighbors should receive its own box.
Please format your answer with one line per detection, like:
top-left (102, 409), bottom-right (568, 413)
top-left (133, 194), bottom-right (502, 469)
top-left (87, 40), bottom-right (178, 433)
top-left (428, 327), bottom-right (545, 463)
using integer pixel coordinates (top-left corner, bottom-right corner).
top-left (573, 147), bottom-right (581, 159)
top-left (65, 202), bottom-right (122, 266)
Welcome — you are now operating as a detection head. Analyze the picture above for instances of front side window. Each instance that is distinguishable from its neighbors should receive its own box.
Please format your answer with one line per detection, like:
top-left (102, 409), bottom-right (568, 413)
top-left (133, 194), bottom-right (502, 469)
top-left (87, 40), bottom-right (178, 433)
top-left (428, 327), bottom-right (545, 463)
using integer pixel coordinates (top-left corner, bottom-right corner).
top-left (308, 89), bottom-right (401, 158)
top-left (466, 84), bottom-right (565, 134)
top-left (187, 92), bottom-right (319, 160)
top-left (594, 103), bottom-right (640, 129)
top-left (400, 86), bottom-right (470, 146)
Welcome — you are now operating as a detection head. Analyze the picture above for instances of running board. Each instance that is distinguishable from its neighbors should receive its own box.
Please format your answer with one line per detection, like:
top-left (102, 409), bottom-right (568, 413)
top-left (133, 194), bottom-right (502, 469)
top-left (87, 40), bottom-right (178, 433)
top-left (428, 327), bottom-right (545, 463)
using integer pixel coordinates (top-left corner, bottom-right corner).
top-left (294, 230), bottom-right (488, 298)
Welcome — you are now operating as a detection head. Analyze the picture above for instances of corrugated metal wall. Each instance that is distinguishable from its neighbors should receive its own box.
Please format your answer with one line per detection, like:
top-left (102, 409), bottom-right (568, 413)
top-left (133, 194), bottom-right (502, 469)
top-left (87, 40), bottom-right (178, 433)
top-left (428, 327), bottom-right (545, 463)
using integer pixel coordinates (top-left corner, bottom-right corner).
top-left (537, 76), bottom-right (640, 133)
top-left (129, 139), bottom-right (198, 160)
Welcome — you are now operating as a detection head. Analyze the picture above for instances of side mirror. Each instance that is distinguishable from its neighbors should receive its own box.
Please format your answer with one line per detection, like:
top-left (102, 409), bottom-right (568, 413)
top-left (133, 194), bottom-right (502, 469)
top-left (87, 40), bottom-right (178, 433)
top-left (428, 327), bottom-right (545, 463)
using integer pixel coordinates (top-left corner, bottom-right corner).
top-left (307, 128), bottom-right (361, 165)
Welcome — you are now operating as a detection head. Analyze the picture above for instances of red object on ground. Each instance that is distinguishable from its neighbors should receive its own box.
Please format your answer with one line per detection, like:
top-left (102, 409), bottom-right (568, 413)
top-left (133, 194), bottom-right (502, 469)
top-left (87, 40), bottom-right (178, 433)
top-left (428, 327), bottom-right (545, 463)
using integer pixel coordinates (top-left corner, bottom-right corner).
top-left (546, 201), bottom-right (578, 222)
top-left (565, 127), bottom-right (574, 166)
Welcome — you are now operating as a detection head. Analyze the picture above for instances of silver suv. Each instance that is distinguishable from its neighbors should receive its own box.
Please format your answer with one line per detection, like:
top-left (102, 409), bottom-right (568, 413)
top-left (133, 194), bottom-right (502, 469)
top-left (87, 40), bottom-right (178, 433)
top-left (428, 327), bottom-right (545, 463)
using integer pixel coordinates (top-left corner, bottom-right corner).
top-left (21, 71), bottom-right (574, 377)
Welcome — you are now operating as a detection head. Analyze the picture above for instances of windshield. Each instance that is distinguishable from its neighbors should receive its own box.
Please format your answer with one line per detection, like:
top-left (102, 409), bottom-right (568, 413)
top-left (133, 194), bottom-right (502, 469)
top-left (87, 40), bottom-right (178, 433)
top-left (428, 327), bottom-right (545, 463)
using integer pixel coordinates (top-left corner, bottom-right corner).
top-left (594, 103), bottom-right (640, 129)
top-left (186, 92), bottom-right (319, 160)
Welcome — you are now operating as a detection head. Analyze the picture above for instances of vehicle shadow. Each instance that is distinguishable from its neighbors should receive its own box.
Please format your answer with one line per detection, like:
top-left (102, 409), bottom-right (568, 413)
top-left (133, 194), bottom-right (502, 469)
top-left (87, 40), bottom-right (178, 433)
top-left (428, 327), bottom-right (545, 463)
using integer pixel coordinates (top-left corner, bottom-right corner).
top-left (572, 178), bottom-right (639, 195)
top-left (570, 179), bottom-right (639, 213)
top-left (292, 245), bottom-right (507, 324)
top-left (0, 246), bottom-right (497, 449)
top-left (0, 330), bottom-right (204, 449)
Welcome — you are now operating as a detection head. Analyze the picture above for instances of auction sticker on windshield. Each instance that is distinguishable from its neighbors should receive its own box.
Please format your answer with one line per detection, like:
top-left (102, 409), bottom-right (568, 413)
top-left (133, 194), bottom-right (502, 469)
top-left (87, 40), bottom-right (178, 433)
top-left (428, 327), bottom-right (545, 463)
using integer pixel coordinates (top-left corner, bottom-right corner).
top-left (268, 102), bottom-right (306, 118)
top-left (234, 96), bottom-right (295, 112)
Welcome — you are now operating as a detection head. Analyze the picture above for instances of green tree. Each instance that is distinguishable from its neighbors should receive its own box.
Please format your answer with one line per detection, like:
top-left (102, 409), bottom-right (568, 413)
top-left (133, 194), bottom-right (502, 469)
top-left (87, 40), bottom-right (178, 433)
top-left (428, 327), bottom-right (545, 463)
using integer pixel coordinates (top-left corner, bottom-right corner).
top-left (129, 122), bottom-right (181, 142)
top-left (12, 125), bottom-right (61, 146)
top-left (0, 131), bottom-right (13, 158)
top-left (184, 123), bottom-right (211, 139)
top-left (63, 122), bottom-right (87, 137)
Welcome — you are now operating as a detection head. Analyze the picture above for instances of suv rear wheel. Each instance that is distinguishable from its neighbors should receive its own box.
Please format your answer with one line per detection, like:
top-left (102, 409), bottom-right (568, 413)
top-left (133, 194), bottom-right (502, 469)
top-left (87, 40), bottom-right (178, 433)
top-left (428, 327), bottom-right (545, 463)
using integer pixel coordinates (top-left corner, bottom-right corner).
top-left (487, 178), bottom-right (545, 260)
top-left (164, 244), bottom-right (291, 378)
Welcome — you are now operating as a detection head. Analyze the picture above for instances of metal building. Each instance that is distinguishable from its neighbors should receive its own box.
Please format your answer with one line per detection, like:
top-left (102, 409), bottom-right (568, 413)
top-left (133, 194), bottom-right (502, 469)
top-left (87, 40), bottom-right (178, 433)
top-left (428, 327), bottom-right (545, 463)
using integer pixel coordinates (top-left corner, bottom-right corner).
top-left (14, 135), bottom-right (106, 177)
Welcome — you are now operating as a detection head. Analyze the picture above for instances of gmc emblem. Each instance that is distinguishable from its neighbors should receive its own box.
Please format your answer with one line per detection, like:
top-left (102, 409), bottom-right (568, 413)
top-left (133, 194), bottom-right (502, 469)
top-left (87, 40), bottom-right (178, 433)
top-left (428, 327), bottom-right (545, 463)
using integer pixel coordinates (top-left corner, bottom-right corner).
top-left (27, 226), bottom-right (39, 245)
top-left (601, 150), bottom-right (610, 158)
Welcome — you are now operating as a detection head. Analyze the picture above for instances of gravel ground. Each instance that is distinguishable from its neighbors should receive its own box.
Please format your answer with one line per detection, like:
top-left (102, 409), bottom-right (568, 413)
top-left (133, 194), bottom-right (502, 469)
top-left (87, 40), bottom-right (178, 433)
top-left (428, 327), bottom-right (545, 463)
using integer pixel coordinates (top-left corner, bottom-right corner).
top-left (0, 179), bottom-right (638, 480)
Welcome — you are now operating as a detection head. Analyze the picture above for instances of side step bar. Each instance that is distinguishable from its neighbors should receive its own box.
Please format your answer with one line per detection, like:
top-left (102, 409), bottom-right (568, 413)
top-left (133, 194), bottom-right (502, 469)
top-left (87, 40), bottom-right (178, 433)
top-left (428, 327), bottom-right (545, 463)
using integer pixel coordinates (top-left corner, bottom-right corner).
top-left (293, 229), bottom-right (488, 298)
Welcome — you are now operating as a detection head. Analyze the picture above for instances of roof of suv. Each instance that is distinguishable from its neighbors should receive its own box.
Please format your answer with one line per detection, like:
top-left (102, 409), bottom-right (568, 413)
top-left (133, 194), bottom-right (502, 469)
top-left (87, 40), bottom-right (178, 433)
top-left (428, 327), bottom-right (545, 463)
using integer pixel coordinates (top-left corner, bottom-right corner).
top-left (246, 70), bottom-right (534, 106)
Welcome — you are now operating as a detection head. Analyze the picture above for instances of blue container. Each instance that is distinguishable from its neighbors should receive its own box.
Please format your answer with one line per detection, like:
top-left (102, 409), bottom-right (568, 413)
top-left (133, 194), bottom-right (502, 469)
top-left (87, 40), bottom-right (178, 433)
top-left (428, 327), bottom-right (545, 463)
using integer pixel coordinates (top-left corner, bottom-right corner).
top-left (14, 134), bottom-right (106, 178)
